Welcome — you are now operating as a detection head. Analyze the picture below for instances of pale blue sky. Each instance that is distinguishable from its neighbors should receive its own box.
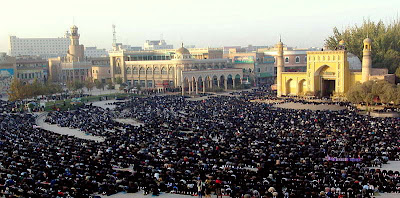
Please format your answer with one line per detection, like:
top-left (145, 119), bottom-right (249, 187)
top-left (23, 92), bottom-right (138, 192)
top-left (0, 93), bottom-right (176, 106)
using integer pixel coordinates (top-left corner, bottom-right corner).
top-left (1, 0), bottom-right (399, 52)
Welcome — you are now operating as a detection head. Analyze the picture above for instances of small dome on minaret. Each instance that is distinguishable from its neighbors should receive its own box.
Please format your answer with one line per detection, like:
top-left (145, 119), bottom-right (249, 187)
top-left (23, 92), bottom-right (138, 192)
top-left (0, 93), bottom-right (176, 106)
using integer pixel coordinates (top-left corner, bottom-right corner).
top-left (363, 38), bottom-right (372, 44)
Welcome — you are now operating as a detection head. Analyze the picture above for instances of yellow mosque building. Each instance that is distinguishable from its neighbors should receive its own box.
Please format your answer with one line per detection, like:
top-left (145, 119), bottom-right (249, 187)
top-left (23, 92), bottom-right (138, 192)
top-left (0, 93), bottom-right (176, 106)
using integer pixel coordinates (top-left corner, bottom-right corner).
top-left (276, 38), bottom-right (395, 97)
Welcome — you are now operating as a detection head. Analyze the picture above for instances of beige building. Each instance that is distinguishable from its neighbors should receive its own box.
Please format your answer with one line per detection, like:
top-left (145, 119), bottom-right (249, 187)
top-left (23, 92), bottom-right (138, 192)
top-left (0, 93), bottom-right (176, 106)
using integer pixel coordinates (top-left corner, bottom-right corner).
top-left (16, 56), bottom-right (48, 83)
top-left (92, 66), bottom-right (111, 83)
top-left (109, 44), bottom-right (243, 93)
top-left (49, 26), bottom-right (109, 83)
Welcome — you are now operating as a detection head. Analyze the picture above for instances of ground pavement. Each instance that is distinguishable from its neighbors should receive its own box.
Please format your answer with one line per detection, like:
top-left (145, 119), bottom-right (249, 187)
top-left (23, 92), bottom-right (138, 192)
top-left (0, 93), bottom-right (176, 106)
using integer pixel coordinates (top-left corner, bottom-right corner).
top-left (35, 113), bottom-right (105, 142)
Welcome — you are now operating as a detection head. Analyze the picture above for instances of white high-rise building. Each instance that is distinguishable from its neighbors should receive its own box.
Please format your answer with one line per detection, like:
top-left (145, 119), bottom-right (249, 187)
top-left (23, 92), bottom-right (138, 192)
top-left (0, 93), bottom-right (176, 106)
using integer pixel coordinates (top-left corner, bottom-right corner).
top-left (85, 47), bottom-right (109, 57)
top-left (9, 32), bottom-right (71, 59)
top-left (143, 40), bottom-right (173, 50)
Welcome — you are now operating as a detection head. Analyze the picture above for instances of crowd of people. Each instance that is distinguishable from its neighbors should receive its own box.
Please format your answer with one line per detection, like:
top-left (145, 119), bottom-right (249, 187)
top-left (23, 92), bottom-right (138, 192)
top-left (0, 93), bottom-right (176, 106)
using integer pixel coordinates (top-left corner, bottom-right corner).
top-left (0, 89), bottom-right (399, 197)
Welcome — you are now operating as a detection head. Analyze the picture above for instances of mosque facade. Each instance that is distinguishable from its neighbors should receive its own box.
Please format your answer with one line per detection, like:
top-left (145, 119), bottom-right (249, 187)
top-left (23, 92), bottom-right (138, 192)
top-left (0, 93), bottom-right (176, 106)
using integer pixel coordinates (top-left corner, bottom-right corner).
top-left (109, 44), bottom-right (243, 94)
top-left (276, 39), bottom-right (395, 97)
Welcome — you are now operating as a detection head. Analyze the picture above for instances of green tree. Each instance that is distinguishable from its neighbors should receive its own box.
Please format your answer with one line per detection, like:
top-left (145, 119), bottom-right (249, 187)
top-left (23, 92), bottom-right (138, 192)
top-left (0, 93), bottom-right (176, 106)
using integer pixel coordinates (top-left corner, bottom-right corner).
top-left (84, 78), bottom-right (95, 92)
top-left (395, 66), bottom-right (400, 78)
top-left (347, 80), bottom-right (399, 105)
top-left (30, 79), bottom-right (45, 97)
top-left (325, 19), bottom-right (400, 73)
top-left (106, 79), bottom-right (114, 90)
top-left (115, 77), bottom-right (123, 85)
top-left (67, 81), bottom-right (84, 93)
top-left (95, 80), bottom-right (105, 91)
top-left (45, 82), bottom-right (63, 95)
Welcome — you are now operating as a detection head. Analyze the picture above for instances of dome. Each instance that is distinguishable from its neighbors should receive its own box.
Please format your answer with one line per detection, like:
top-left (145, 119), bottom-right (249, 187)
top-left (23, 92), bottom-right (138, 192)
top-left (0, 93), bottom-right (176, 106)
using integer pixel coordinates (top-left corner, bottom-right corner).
top-left (71, 25), bottom-right (78, 29)
top-left (339, 40), bottom-right (345, 45)
top-left (176, 46), bottom-right (190, 55)
top-left (347, 53), bottom-right (362, 70)
top-left (363, 38), bottom-right (372, 44)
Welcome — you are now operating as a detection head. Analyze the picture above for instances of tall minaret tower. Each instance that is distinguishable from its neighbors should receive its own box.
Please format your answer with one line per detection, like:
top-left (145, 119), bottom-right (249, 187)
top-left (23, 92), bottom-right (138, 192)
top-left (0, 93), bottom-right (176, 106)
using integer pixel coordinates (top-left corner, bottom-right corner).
top-left (361, 38), bottom-right (372, 83)
top-left (276, 38), bottom-right (284, 97)
top-left (66, 25), bottom-right (85, 62)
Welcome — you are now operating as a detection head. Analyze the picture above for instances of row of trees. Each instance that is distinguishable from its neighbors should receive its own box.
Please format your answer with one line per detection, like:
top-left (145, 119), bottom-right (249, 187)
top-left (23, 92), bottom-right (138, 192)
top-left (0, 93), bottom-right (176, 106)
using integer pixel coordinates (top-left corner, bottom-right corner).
top-left (7, 79), bottom-right (63, 101)
top-left (346, 80), bottom-right (400, 105)
top-left (7, 78), bottom-right (118, 101)
top-left (325, 19), bottom-right (400, 73)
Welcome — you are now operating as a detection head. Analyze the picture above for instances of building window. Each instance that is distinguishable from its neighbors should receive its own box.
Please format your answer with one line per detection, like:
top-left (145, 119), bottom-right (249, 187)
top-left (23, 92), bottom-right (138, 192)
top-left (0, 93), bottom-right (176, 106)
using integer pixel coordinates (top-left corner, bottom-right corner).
top-left (161, 67), bottom-right (167, 75)
top-left (285, 57), bottom-right (289, 63)
top-left (295, 56), bottom-right (300, 63)
top-left (305, 56), bottom-right (307, 62)
top-left (153, 67), bottom-right (160, 74)
top-left (139, 67), bottom-right (145, 75)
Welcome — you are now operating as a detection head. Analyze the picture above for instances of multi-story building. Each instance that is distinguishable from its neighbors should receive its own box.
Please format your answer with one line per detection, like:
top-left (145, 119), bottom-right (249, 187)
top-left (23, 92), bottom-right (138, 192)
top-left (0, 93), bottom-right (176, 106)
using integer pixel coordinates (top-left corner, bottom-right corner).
top-left (15, 56), bottom-right (48, 83)
top-left (109, 44), bottom-right (243, 93)
top-left (112, 43), bottom-right (142, 51)
top-left (244, 45), bottom-right (269, 52)
top-left (0, 53), bottom-right (16, 95)
top-left (143, 40), bottom-right (173, 50)
top-left (85, 47), bottom-right (109, 57)
top-left (92, 66), bottom-right (111, 83)
top-left (89, 57), bottom-right (111, 83)
top-left (9, 33), bottom-right (71, 59)
top-left (223, 52), bottom-right (265, 86)
top-left (49, 26), bottom-right (93, 83)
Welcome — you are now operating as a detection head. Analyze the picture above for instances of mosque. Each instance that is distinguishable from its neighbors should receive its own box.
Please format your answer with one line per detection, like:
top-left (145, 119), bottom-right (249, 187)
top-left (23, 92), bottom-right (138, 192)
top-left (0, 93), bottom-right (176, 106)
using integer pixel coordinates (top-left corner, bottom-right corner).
top-left (275, 38), bottom-right (395, 97)
top-left (109, 44), bottom-right (244, 95)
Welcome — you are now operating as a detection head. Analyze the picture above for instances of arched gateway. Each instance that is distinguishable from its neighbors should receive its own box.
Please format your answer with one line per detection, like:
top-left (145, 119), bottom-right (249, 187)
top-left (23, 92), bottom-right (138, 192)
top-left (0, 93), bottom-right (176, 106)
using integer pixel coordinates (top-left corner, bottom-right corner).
top-left (181, 69), bottom-right (243, 95)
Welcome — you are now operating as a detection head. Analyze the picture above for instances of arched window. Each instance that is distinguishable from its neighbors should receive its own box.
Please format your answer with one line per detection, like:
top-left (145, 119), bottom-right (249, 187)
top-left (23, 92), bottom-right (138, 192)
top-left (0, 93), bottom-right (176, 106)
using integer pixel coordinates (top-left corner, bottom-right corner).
top-left (304, 56), bottom-right (307, 62)
top-left (139, 67), bottom-right (145, 74)
top-left (146, 67), bottom-right (153, 75)
top-left (295, 56), bottom-right (300, 63)
top-left (168, 67), bottom-right (174, 76)
top-left (126, 67), bottom-right (131, 74)
top-left (285, 57), bottom-right (289, 63)
top-left (116, 66), bottom-right (122, 74)
top-left (161, 67), bottom-right (167, 74)
top-left (153, 67), bottom-right (160, 74)
top-left (133, 67), bottom-right (138, 75)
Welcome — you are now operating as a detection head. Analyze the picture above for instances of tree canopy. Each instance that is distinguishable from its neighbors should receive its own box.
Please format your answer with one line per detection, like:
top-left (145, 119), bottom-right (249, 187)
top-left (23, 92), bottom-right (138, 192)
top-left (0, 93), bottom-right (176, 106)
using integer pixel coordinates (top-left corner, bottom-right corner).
top-left (346, 80), bottom-right (400, 105)
top-left (67, 81), bottom-right (84, 93)
top-left (7, 79), bottom-right (63, 101)
top-left (325, 19), bottom-right (400, 73)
